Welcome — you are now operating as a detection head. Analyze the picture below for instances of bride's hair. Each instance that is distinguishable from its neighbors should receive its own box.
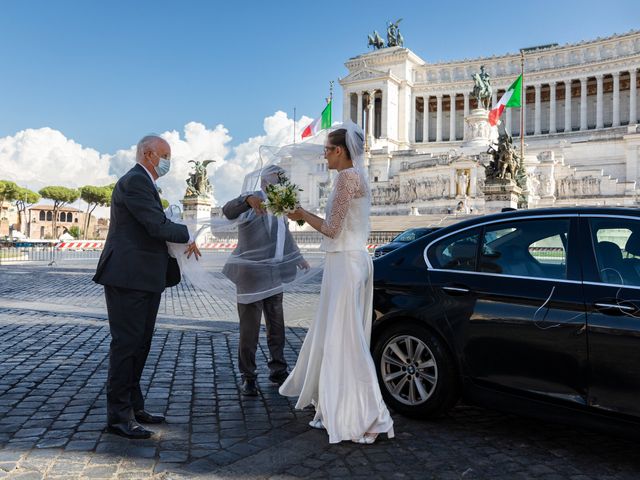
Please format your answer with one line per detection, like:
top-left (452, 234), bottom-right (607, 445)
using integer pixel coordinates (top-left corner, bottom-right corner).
top-left (328, 129), bottom-right (351, 159)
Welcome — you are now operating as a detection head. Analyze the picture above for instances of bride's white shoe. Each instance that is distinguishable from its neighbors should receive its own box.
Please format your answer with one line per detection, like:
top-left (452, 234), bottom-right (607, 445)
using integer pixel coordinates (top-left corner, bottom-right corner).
top-left (308, 419), bottom-right (325, 430)
top-left (352, 433), bottom-right (378, 444)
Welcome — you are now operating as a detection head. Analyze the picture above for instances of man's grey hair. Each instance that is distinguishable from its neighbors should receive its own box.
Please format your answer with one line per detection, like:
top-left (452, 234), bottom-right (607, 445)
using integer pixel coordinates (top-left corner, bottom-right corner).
top-left (136, 135), bottom-right (164, 163)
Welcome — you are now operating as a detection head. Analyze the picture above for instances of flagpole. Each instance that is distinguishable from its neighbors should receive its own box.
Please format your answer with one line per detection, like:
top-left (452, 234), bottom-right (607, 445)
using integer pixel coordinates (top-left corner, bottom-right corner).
top-left (327, 80), bottom-right (334, 121)
top-left (519, 49), bottom-right (525, 167)
top-left (293, 107), bottom-right (296, 144)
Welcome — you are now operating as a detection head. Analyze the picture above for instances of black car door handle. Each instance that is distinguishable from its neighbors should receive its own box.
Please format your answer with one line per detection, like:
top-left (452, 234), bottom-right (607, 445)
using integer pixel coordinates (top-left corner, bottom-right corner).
top-left (442, 286), bottom-right (470, 295)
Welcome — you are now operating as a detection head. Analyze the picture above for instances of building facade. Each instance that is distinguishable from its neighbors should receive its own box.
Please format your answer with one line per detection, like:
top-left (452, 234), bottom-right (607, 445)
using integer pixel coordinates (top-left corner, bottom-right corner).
top-left (332, 30), bottom-right (640, 215)
top-left (0, 203), bottom-right (108, 240)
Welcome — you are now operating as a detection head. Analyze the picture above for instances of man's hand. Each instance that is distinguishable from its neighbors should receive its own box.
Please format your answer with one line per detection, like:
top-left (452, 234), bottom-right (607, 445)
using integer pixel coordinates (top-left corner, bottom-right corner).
top-left (298, 259), bottom-right (310, 270)
top-left (246, 195), bottom-right (266, 215)
top-left (185, 242), bottom-right (201, 260)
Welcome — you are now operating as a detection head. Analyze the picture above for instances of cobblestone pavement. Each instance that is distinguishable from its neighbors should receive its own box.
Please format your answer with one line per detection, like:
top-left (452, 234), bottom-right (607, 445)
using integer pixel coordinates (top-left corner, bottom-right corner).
top-left (1, 259), bottom-right (639, 479)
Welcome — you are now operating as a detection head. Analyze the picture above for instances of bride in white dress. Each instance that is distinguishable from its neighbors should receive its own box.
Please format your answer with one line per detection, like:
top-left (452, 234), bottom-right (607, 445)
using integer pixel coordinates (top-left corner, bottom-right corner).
top-left (279, 122), bottom-right (394, 444)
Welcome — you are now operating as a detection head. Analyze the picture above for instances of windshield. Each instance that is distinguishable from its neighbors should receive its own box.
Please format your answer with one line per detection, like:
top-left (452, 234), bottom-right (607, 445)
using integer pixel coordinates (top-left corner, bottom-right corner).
top-left (393, 229), bottom-right (426, 243)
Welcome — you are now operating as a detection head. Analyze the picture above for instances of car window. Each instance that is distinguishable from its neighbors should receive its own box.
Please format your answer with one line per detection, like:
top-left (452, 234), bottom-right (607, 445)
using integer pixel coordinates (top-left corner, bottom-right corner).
top-left (529, 234), bottom-right (567, 267)
top-left (479, 219), bottom-right (570, 279)
top-left (427, 229), bottom-right (479, 271)
top-left (589, 218), bottom-right (640, 286)
top-left (395, 230), bottom-right (419, 242)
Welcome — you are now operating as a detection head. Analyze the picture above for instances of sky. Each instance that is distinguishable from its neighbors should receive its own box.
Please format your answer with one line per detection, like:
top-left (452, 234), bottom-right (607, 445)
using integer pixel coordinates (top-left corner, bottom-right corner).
top-left (1, 0), bottom-right (638, 209)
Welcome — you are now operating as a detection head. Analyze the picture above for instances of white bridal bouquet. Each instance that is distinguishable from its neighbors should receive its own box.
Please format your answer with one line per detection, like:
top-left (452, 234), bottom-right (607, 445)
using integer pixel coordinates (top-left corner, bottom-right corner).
top-left (262, 171), bottom-right (305, 226)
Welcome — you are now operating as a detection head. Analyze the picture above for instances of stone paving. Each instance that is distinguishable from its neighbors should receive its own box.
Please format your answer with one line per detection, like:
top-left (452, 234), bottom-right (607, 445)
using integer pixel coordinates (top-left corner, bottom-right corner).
top-left (0, 256), bottom-right (640, 479)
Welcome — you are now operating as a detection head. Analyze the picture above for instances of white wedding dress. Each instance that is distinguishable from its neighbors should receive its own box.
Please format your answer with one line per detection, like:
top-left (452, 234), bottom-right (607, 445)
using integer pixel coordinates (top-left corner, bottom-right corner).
top-left (279, 168), bottom-right (394, 443)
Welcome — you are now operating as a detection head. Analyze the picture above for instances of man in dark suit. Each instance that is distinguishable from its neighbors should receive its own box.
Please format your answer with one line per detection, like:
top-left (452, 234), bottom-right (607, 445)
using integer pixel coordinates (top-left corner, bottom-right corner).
top-left (93, 135), bottom-right (201, 439)
top-left (222, 166), bottom-right (309, 396)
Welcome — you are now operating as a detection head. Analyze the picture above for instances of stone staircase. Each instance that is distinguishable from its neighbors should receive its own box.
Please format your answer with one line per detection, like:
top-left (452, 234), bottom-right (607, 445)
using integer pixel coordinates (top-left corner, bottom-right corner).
top-left (544, 155), bottom-right (635, 205)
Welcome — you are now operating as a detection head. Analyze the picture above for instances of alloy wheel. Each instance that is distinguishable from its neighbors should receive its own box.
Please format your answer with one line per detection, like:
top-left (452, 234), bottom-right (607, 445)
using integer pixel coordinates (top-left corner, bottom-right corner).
top-left (380, 334), bottom-right (438, 406)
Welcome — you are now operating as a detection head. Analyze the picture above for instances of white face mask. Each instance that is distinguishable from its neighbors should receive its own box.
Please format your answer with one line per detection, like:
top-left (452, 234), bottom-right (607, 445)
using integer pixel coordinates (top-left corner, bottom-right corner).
top-left (153, 154), bottom-right (171, 177)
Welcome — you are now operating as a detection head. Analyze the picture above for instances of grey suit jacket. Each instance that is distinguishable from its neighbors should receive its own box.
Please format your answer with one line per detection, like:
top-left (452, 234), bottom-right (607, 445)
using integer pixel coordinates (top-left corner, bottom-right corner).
top-left (221, 192), bottom-right (302, 292)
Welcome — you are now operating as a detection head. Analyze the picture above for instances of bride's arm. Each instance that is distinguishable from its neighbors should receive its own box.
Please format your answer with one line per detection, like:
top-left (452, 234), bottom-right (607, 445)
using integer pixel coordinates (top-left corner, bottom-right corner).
top-left (288, 170), bottom-right (359, 238)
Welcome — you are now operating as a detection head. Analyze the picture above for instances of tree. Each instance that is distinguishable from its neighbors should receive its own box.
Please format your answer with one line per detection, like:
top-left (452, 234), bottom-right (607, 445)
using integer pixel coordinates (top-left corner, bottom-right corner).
top-left (0, 181), bottom-right (20, 216)
top-left (38, 186), bottom-right (79, 239)
top-left (80, 185), bottom-right (112, 239)
top-left (14, 187), bottom-right (40, 236)
top-left (67, 226), bottom-right (82, 239)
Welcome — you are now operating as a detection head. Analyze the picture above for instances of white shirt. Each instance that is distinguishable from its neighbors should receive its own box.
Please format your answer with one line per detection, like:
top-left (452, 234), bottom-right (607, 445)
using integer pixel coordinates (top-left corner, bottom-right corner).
top-left (139, 163), bottom-right (193, 244)
top-left (139, 163), bottom-right (157, 188)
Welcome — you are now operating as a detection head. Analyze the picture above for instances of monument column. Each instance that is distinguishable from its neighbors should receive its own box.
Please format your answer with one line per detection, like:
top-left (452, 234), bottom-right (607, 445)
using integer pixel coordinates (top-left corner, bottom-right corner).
top-left (409, 95), bottom-right (416, 143)
top-left (612, 71), bottom-right (620, 127)
top-left (380, 86), bottom-right (387, 139)
top-left (534, 83), bottom-right (542, 135)
top-left (630, 69), bottom-right (637, 124)
top-left (370, 90), bottom-right (377, 139)
top-left (506, 107), bottom-right (512, 133)
top-left (356, 92), bottom-right (363, 129)
top-left (491, 90), bottom-right (498, 110)
top-left (367, 90), bottom-right (375, 146)
top-left (422, 96), bottom-right (429, 143)
top-left (580, 77), bottom-right (588, 131)
top-left (343, 90), bottom-right (350, 123)
top-left (549, 81), bottom-right (557, 134)
top-left (596, 74), bottom-right (604, 129)
top-left (564, 80), bottom-right (572, 132)
top-left (463, 92), bottom-right (470, 117)
top-left (436, 94), bottom-right (443, 142)
top-left (449, 93), bottom-right (456, 141)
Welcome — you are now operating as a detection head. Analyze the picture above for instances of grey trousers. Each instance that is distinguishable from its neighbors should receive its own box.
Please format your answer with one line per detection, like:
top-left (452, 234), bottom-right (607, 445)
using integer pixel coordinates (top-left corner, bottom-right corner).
top-left (237, 292), bottom-right (287, 380)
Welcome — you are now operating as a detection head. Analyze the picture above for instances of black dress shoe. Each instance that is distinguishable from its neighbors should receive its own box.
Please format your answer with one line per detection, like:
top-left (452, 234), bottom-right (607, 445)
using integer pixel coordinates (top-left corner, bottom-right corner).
top-left (106, 420), bottom-right (152, 439)
top-left (240, 379), bottom-right (259, 396)
top-left (269, 371), bottom-right (289, 386)
top-left (134, 410), bottom-right (165, 424)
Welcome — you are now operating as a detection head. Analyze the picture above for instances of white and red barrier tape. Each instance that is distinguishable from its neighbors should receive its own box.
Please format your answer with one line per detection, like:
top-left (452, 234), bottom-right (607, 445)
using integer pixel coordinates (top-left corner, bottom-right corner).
top-left (56, 241), bottom-right (105, 250)
top-left (57, 241), bottom-right (378, 251)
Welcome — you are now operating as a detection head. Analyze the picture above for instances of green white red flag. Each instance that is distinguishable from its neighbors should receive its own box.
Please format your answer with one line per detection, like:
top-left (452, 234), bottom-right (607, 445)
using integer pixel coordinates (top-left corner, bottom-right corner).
top-left (301, 101), bottom-right (332, 138)
top-left (488, 75), bottom-right (522, 126)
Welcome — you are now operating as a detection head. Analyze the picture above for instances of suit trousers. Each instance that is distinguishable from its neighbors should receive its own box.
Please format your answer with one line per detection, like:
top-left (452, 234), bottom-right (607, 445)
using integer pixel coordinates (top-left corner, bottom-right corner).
top-left (237, 292), bottom-right (287, 381)
top-left (104, 285), bottom-right (162, 424)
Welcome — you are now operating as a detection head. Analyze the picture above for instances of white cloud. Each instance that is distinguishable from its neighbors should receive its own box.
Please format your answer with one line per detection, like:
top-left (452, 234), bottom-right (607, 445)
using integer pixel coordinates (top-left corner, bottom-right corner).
top-left (0, 112), bottom-right (314, 214)
top-left (0, 127), bottom-right (115, 191)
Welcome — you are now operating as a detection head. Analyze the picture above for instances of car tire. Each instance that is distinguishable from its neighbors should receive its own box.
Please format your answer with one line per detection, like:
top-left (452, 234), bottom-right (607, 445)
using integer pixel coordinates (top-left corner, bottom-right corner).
top-left (372, 322), bottom-right (459, 419)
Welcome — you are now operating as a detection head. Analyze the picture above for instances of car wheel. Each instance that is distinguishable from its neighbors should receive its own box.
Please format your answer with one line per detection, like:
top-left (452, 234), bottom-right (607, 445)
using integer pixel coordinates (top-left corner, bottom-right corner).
top-left (372, 322), bottom-right (459, 418)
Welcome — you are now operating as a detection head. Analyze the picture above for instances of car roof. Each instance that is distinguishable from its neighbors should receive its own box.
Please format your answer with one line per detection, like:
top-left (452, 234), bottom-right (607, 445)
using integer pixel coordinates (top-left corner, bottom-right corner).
top-left (436, 207), bottom-right (640, 235)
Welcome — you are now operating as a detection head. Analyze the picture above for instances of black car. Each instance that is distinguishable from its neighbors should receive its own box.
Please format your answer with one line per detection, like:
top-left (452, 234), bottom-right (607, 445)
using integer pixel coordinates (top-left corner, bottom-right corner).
top-left (372, 207), bottom-right (640, 433)
top-left (374, 227), bottom-right (439, 258)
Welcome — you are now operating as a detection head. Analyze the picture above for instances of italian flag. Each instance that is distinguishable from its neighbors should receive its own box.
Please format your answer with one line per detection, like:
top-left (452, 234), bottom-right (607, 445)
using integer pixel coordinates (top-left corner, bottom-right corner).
top-left (488, 75), bottom-right (522, 126)
top-left (301, 101), bottom-right (332, 139)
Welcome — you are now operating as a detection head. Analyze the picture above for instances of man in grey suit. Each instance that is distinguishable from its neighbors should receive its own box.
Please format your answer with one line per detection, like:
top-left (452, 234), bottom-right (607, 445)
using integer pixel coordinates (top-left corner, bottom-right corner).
top-left (93, 135), bottom-right (200, 438)
top-left (222, 166), bottom-right (309, 396)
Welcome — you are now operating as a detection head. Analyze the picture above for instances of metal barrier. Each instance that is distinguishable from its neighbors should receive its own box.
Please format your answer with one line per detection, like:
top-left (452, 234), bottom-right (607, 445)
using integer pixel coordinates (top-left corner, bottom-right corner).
top-left (0, 231), bottom-right (402, 265)
top-left (0, 244), bottom-right (102, 265)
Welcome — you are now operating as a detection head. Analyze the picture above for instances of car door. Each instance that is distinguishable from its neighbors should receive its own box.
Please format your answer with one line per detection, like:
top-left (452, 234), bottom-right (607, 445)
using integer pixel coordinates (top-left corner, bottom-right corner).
top-left (580, 215), bottom-right (640, 418)
top-left (427, 216), bottom-right (588, 404)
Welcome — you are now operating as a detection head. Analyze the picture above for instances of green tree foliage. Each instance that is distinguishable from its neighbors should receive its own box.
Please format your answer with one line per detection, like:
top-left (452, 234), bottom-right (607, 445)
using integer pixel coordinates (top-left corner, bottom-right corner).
top-left (38, 186), bottom-right (79, 238)
top-left (67, 226), bottom-right (82, 239)
top-left (80, 185), bottom-right (113, 239)
top-left (0, 180), bottom-right (20, 209)
top-left (14, 187), bottom-right (40, 235)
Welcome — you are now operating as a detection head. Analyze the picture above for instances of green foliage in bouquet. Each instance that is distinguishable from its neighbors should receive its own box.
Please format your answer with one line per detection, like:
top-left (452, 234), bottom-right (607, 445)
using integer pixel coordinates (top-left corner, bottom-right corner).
top-left (263, 171), bottom-right (305, 226)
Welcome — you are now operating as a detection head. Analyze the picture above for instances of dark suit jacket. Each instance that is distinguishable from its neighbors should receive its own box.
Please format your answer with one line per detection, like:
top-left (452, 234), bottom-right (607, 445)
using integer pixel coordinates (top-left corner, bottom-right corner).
top-left (93, 164), bottom-right (190, 293)
top-left (221, 192), bottom-right (302, 292)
